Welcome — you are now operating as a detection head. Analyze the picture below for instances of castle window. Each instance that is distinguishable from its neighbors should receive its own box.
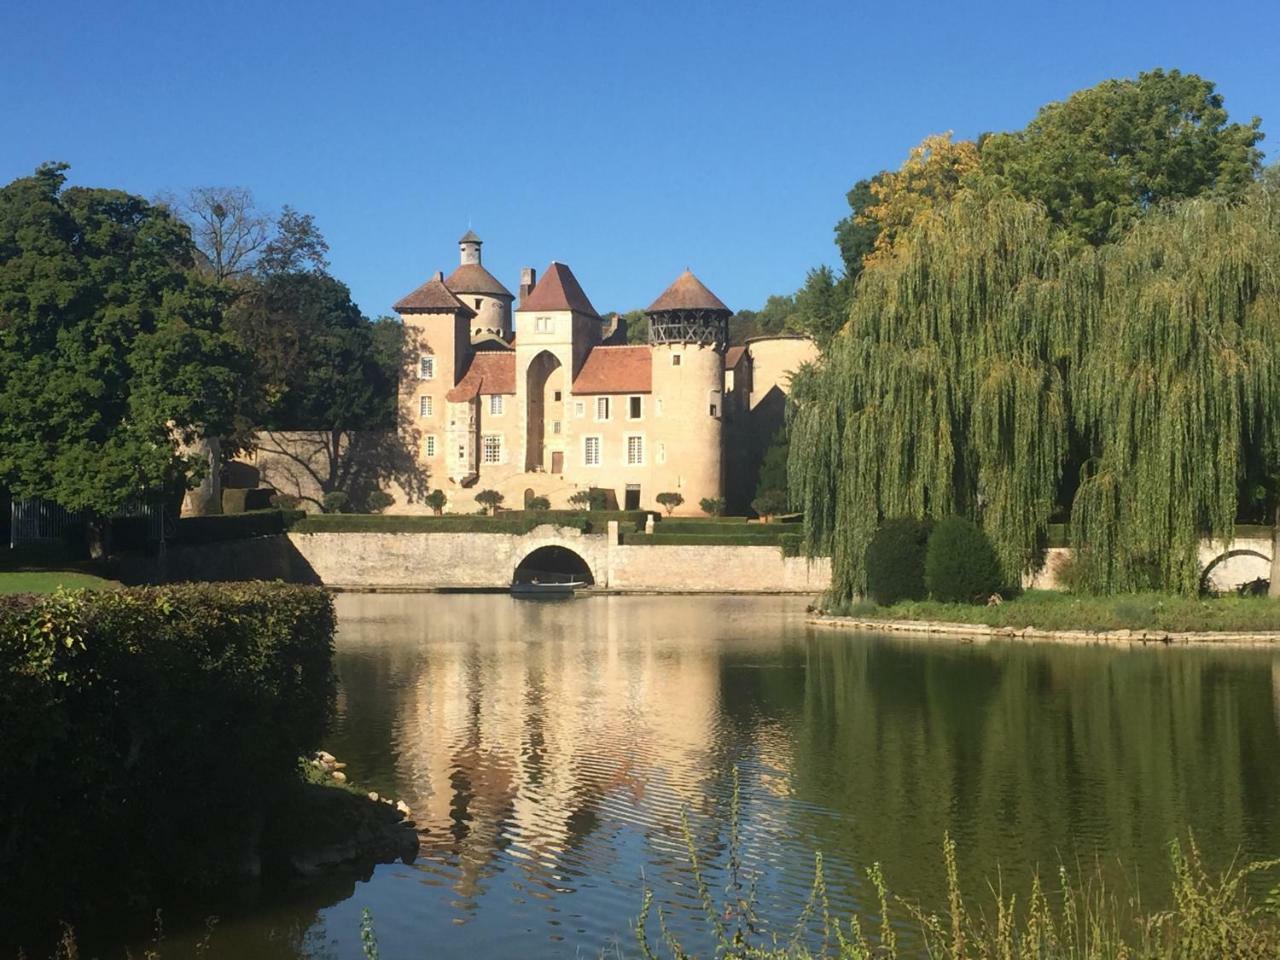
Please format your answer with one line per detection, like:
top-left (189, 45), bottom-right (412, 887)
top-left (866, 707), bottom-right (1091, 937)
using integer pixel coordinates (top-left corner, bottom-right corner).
top-left (419, 355), bottom-right (435, 380)
top-left (626, 435), bottom-right (644, 466)
top-left (554, 390), bottom-right (562, 402)
top-left (672, 354), bottom-right (682, 366)
top-left (424, 435), bottom-right (437, 458)
top-left (584, 436), bottom-right (601, 466)
top-left (596, 397), bottom-right (611, 421)
top-left (535, 316), bottom-right (553, 333)
top-left (628, 396), bottom-right (643, 419)
top-left (709, 402), bottom-right (719, 417)
top-left (482, 434), bottom-right (502, 464)
top-left (553, 420), bottom-right (561, 435)
top-left (474, 299), bottom-right (482, 310)
top-left (657, 442), bottom-right (666, 464)
top-left (489, 395), bottom-right (505, 416)
top-left (575, 401), bottom-right (585, 417)
top-left (419, 395), bottom-right (433, 417)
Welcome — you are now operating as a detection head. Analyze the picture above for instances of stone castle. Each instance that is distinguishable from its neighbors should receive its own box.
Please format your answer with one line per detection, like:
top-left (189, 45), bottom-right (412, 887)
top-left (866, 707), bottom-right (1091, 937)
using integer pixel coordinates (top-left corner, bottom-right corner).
top-left (393, 232), bottom-right (815, 515)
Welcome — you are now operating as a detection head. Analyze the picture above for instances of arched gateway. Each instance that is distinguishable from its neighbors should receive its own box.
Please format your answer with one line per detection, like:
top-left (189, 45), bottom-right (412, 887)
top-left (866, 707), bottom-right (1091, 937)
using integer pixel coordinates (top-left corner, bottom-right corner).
top-left (513, 545), bottom-right (595, 586)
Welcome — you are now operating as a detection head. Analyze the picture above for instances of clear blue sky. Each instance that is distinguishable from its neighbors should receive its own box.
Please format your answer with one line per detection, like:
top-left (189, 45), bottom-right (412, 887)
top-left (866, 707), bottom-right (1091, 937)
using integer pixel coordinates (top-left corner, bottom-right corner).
top-left (4, 0), bottom-right (1278, 317)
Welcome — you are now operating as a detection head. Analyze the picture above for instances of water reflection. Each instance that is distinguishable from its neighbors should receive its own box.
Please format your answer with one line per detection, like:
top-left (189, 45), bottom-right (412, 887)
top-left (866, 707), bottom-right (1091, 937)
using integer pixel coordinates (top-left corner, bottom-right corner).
top-left (145, 595), bottom-right (1280, 959)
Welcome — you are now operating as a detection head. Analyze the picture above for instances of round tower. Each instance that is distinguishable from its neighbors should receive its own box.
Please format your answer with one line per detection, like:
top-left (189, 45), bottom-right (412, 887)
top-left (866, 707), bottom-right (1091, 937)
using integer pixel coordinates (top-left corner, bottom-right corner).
top-left (446, 230), bottom-right (515, 341)
top-left (645, 270), bottom-right (730, 515)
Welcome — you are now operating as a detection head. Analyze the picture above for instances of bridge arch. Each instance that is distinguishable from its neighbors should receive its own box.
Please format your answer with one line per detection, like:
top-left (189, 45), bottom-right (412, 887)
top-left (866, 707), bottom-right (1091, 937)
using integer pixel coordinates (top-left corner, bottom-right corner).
top-left (514, 544), bottom-right (595, 586)
top-left (1200, 548), bottom-right (1272, 593)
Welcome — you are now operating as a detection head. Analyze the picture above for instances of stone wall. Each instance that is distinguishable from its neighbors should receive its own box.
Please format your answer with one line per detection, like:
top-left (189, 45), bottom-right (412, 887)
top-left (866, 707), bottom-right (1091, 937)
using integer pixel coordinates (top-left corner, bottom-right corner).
top-left (1024, 537), bottom-right (1273, 592)
top-left (129, 527), bottom-right (830, 594)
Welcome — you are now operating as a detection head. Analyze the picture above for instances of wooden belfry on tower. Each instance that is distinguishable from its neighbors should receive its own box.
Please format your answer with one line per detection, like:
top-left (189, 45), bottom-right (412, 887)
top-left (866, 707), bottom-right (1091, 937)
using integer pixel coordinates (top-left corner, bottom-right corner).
top-left (644, 270), bottom-right (731, 347)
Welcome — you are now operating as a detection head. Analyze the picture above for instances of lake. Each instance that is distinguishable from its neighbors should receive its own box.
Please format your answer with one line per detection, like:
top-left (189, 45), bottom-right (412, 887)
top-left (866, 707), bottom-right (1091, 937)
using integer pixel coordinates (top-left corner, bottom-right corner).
top-left (142, 593), bottom-right (1280, 958)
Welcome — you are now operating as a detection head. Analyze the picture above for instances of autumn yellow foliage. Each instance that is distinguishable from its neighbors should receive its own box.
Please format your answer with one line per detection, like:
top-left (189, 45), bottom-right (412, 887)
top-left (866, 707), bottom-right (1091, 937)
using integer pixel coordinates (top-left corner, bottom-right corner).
top-left (858, 132), bottom-right (980, 265)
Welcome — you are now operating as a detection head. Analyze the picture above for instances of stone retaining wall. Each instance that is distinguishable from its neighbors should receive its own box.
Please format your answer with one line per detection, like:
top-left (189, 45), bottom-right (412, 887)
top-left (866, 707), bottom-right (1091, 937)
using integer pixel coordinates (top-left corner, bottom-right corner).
top-left (125, 527), bottom-right (831, 594)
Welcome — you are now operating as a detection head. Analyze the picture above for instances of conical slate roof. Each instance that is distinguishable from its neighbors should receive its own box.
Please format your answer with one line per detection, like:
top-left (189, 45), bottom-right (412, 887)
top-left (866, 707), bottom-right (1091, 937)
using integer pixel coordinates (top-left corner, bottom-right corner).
top-left (646, 269), bottom-right (729, 313)
top-left (393, 272), bottom-right (475, 313)
top-left (459, 229), bottom-right (482, 243)
top-left (445, 262), bottom-right (513, 298)
top-left (517, 261), bottom-right (598, 317)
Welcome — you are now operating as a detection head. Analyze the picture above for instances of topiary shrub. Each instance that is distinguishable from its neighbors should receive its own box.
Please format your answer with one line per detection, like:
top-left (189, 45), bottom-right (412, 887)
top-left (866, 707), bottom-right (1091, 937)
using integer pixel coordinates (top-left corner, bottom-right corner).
top-left (526, 495), bottom-right (551, 511)
top-left (656, 492), bottom-right (684, 515)
top-left (864, 517), bottom-right (933, 605)
top-left (321, 490), bottom-right (349, 514)
top-left (424, 489), bottom-right (447, 515)
top-left (699, 496), bottom-right (725, 517)
top-left (362, 490), bottom-right (395, 514)
top-left (924, 516), bottom-right (1004, 603)
top-left (475, 489), bottom-right (504, 515)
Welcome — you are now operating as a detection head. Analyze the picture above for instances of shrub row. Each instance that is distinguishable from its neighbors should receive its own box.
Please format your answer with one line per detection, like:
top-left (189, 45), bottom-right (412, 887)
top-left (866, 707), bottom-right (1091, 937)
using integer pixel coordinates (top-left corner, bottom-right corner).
top-left (621, 532), bottom-right (791, 547)
top-left (0, 583), bottom-right (336, 936)
top-left (865, 515), bottom-right (1005, 605)
top-left (173, 508), bottom-right (307, 544)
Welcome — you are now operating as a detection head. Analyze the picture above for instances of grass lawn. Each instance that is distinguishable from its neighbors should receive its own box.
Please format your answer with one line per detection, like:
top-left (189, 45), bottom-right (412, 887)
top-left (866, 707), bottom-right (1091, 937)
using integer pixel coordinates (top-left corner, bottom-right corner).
top-left (0, 569), bottom-right (119, 594)
top-left (827, 590), bottom-right (1280, 634)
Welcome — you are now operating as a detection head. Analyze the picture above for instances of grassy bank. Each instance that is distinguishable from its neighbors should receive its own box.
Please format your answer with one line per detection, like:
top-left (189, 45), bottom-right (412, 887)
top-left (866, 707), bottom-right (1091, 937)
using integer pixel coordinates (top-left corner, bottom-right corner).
top-left (0, 569), bottom-right (118, 594)
top-left (824, 590), bottom-right (1280, 634)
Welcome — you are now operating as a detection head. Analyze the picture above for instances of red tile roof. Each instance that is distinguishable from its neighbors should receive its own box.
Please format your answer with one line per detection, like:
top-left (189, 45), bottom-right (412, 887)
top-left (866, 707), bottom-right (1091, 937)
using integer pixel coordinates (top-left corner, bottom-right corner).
top-left (725, 345), bottom-right (747, 368)
top-left (445, 351), bottom-right (516, 402)
top-left (445, 262), bottom-right (513, 298)
top-left (571, 345), bottom-right (652, 395)
top-left (646, 269), bottom-right (730, 313)
top-left (394, 273), bottom-right (475, 314)
top-left (517, 262), bottom-right (598, 317)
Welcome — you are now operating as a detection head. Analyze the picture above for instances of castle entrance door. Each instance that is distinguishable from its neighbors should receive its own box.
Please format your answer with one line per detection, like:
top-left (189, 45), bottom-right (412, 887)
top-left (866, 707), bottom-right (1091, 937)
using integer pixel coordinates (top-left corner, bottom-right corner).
top-left (551, 451), bottom-right (564, 475)
top-left (625, 484), bottom-right (641, 510)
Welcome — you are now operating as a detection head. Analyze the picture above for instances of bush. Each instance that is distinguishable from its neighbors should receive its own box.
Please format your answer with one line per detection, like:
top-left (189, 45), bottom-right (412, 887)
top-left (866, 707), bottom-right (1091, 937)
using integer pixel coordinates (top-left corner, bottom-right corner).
top-left (362, 490), bottom-right (395, 514)
top-left (699, 497), bottom-right (725, 517)
top-left (751, 488), bottom-right (788, 519)
top-left (526, 495), bottom-right (551, 511)
top-left (222, 487), bottom-right (276, 514)
top-left (0, 583), bottom-right (335, 936)
top-left (924, 516), bottom-right (1004, 603)
top-left (322, 490), bottom-right (349, 514)
top-left (864, 517), bottom-right (933, 605)
top-left (270, 491), bottom-right (301, 510)
top-left (424, 489), bottom-right (447, 515)
top-left (475, 489), bottom-right (505, 515)
top-left (656, 492), bottom-right (684, 515)
top-left (569, 488), bottom-right (609, 511)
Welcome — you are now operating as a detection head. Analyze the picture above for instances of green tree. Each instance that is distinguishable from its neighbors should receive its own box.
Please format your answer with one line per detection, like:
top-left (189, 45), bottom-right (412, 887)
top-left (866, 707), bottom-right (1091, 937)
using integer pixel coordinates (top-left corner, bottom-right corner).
top-left (475, 489), bottom-right (504, 515)
top-left (834, 175), bottom-right (884, 279)
top-left (788, 266), bottom-right (851, 348)
top-left (655, 492), bottom-right (684, 515)
top-left (983, 68), bottom-right (1264, 246)
top-left (0, 164), bottom-right (248, 529)
top-left (699, 497), bottom-right (725, 517)
top-left (425, 489), bottom-right (447, 516)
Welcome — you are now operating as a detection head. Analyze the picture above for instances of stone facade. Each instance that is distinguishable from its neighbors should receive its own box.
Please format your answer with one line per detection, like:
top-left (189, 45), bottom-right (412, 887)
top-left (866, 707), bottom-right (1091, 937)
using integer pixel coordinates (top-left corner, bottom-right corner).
top-left (393, 234), bottom-right (814, 516)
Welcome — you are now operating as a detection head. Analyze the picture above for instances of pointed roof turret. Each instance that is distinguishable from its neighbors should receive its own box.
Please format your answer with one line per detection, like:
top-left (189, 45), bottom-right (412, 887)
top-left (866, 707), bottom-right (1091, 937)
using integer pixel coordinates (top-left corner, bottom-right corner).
top-left (517, 261), bottom-right (598, 317)
top-left (646, 269), bottom-right (730, 313)
top-left (393, 271), bottom-right (475, 314)
top-left (459, 229), bottom-right (482, 244)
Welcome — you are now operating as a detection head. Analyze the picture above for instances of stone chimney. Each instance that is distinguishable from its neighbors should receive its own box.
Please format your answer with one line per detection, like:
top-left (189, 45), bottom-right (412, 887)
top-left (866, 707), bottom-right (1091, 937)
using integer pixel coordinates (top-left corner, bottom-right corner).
top-left (519, 266), bottom-right (537, 302)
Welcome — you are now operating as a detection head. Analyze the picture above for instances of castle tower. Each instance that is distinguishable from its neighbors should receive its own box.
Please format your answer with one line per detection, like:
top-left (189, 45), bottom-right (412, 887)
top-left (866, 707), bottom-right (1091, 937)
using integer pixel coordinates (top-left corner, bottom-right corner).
top-left (445, 230), bottom-right (515, 342)
top-left (645, 270), bottom-right (730, 513)
top-left (394, 271), bottom-right (477, 485)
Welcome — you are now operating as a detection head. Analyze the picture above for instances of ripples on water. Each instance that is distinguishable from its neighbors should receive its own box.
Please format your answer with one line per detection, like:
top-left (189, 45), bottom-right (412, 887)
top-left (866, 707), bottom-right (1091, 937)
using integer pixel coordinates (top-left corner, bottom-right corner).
top-left (143, 594), bottom-right (1280, 959)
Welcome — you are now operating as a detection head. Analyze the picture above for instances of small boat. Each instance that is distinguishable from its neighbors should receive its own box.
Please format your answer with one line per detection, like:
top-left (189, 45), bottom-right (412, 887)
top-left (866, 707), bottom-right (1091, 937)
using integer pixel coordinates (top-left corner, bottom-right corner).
top-left (510, 572), bottom-right (588, 598)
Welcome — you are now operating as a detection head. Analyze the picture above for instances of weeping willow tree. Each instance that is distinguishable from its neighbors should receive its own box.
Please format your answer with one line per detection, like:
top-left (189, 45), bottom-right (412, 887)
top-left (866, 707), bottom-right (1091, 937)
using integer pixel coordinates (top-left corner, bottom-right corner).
top-left (790, 187), bottom-right (1088, 604)
top-left (1071, 184), bottom-right (1280, 594)
top-left (792, 179), bottom-right (1280, 601)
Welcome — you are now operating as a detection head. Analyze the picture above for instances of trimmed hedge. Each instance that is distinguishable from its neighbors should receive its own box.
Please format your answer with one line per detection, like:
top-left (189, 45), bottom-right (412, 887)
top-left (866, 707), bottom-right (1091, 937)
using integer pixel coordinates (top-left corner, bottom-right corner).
top-left (621, 532), bottom-right (791, 546)
top-left (292, 510), bottom-right (649, 536)
top-left (0, 583), bottom-right (335, 936)
top-left (864, 518), bottom-right (932, 605)
top-left (173, 508), bottom-right (306, 544)
top-left (221, 487), bottom-right (275, 514)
